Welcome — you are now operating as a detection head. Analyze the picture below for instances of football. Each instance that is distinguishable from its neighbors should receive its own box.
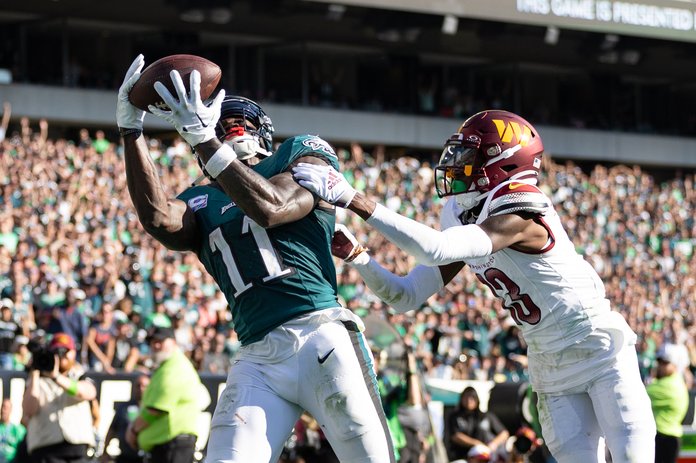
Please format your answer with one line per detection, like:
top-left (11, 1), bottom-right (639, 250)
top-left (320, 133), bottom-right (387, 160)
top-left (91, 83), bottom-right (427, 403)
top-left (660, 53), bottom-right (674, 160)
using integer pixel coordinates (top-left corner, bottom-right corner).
top-left (128, 54), bottom-right (222, 112)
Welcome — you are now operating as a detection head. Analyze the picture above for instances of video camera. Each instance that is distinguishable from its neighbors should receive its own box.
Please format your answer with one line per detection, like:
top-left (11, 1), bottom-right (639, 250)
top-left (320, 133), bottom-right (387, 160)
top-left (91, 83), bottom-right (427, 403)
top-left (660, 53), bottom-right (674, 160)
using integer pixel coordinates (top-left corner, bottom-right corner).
top-left (513, 426), bottom-right (539, 456)
top-left (27, 338), bottom-right (56, 373)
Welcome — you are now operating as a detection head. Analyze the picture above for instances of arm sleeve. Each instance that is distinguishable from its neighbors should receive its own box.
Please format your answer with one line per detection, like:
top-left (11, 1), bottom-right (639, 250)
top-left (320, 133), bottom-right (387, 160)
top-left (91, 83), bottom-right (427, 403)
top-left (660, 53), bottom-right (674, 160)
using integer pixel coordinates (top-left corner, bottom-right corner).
top-left (350, 256), bottom-right (444, 313)
top-left (366, 203), bottom-right (493, 265)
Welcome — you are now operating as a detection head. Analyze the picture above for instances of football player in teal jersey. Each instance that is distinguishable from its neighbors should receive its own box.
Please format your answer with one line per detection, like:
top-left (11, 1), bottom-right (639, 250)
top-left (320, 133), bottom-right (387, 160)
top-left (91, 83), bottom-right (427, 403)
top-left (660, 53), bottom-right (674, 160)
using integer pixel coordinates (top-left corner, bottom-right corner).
top-left (116, 55), bottom-right (394, 463)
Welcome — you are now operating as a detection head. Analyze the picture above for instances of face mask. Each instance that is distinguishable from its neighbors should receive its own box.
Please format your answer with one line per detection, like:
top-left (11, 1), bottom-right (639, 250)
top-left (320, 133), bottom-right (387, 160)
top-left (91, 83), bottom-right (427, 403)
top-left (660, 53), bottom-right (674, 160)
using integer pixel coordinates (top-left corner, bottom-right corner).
top-left (224, 134), bottom-right (271, 161)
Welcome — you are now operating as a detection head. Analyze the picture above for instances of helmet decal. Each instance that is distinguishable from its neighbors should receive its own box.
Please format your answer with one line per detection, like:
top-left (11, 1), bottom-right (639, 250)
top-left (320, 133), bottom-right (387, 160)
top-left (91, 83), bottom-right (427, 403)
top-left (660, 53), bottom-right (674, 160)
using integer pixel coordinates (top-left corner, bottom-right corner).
top-left (492, 119), bottom-right (533, 146)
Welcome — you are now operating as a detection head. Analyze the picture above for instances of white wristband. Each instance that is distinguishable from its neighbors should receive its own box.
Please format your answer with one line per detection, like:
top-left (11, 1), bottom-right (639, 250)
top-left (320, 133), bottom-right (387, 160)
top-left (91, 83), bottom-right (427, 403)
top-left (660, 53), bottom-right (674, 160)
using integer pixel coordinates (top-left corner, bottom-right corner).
top-left (204, 144), bottom-right (238, 179)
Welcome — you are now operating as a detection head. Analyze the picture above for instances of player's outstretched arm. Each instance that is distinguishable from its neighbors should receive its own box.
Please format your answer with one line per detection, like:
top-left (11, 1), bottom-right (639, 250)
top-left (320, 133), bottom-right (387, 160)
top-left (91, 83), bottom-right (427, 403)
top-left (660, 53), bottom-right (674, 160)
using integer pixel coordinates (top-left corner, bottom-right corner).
top-left (149, 69), bottom-right (324, 228)
top-left (294, 163), bottom-right (494, 264)
top-left (118, 56), bottom-right (198, 251)
top-left (294, 163), bottom-right (550, 264)
top-left (331, 224), bottom-right (463, 312)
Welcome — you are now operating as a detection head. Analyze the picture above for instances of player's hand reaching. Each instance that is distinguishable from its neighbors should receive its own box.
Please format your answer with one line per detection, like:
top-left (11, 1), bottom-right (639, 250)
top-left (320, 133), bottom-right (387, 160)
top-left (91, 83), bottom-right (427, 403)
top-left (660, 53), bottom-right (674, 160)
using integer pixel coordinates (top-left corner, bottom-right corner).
top-left (117, 54), bottom-right (146, 131)
top-left (292, 163), bottom-right (357, 207)
top-left (149, 69), bottom-right (226, 147)
top-left (331, 224), bottom-right (368, 263)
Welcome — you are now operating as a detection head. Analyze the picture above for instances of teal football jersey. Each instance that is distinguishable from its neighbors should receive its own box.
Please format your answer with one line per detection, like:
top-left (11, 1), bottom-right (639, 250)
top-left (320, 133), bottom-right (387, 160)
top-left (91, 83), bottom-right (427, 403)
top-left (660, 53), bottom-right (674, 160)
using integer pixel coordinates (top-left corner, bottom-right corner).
top-left (177, 135), bottom-right (341, 345)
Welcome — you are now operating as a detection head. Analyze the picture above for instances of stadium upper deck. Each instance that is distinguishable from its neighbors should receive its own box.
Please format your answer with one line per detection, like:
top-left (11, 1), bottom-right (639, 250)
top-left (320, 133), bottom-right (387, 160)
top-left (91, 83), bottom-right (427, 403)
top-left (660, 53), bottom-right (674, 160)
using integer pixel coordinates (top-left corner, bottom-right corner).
top-left (0, 0), bottom-right (695, 164)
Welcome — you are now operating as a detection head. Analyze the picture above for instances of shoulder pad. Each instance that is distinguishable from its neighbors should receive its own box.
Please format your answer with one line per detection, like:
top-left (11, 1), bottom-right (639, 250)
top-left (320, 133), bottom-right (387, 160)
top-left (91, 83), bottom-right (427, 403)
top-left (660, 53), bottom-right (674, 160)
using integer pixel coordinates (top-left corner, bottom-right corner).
top-left (293, 135), bottom-right (339, 169)
top-left (487, 182), bottom-right (550, 217)
top-left (256, 135), bottom-right (339, 178)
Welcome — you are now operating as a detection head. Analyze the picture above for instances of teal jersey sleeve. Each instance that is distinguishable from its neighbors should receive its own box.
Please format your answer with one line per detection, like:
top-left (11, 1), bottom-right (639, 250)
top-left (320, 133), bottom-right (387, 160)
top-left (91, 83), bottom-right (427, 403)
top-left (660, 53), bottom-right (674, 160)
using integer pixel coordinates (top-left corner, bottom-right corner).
top-left (254, 135), bottom-right (340, 178)
top-left (176, 137), bottom-right (340, 345)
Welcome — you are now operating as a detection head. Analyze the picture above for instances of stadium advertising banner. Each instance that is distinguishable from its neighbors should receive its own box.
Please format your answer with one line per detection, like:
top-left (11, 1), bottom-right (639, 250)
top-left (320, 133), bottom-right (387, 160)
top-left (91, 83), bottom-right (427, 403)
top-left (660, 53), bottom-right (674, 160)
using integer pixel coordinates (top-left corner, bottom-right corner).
top-left (307, 0), bottom-right (696, 42)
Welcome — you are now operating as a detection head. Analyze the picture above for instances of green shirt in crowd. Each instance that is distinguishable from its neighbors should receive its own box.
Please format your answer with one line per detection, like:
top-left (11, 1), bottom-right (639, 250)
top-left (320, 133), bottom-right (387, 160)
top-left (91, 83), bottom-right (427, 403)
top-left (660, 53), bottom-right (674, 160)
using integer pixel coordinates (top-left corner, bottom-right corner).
top-left (647, 373), bottom-right (689, 437)
top-left (0, 421), bottom-right (26, 462)
top-left (138, 349), bottom-right (203, 451)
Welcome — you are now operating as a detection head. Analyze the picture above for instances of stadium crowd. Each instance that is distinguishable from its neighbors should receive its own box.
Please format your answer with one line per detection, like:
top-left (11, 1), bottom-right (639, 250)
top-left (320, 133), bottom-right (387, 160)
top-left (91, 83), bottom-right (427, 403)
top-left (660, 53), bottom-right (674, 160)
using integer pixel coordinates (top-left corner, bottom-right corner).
top-left (0, 117), bottom-right (694, 385)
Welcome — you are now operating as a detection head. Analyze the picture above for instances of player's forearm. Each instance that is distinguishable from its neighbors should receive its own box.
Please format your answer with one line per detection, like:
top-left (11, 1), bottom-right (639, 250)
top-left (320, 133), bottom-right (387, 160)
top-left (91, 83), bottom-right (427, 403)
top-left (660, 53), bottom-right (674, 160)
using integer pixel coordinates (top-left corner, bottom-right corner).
top-left (123, 134), bottom-right (179, 233)
top-left (217, 163), bottom-right (298, 227)
top-left (196, 139), bottom-right (311, 227)
top-left (350, 257), bottom-right (443, 312)
top-left (365, 203), bottom-right (492, 265)
top-left (346, 192), bottom-right (377, 221)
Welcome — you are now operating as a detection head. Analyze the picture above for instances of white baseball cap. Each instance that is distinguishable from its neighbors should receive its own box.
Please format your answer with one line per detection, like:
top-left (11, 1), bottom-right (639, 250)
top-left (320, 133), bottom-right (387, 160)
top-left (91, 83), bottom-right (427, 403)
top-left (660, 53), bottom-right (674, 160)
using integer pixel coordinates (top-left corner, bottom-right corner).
top-left (657, 343), bottom-right (689, 372)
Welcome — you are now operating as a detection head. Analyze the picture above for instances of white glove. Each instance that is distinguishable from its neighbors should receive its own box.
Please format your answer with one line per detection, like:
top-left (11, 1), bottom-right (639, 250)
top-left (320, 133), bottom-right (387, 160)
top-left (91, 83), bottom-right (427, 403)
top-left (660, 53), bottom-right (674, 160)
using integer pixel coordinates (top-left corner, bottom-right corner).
top-left (331, 223), bottom-right (368, 262)
top-left (117, 54), bottom-right (146, 130)
top-left (292, 163), bottom-right (357, 207)
top-left (227, 134), bottom-right (271, 161)
top-left (149, 69), bottom-right (226, 147)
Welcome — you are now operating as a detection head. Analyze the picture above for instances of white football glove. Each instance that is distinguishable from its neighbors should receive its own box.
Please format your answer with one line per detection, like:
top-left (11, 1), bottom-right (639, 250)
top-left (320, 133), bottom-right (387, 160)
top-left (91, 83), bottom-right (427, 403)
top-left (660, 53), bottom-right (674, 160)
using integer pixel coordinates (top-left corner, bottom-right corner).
top-left (331, 223), bottom-right (369, 263)
top-left (292, 163), bottom-right (357, 207)
top-left (117, 54), bottom-right (146, 130)
top-left (149, 69), bottom-right (226, 147)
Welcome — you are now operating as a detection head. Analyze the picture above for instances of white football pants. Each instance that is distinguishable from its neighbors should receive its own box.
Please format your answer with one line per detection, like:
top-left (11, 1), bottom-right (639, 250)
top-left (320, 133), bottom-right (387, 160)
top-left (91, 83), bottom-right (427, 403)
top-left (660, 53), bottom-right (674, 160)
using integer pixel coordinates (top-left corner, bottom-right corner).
top-left (205, 309), bottom-right (395, 463)
top-left (536, 340), bottom-right (656, 463)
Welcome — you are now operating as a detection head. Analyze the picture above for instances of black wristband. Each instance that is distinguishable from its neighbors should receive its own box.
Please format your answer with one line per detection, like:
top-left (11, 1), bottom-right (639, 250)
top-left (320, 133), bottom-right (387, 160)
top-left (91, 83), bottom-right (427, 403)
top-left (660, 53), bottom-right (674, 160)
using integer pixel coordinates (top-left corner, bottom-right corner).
top-left (119, 127), bottom-right (142, 138)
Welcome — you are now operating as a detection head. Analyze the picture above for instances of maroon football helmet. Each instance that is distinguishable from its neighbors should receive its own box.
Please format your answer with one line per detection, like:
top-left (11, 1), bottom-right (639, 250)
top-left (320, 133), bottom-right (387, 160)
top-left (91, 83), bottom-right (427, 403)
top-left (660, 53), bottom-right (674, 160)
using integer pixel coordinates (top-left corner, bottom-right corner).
top-left (435, 110), bottom-right (544, 200)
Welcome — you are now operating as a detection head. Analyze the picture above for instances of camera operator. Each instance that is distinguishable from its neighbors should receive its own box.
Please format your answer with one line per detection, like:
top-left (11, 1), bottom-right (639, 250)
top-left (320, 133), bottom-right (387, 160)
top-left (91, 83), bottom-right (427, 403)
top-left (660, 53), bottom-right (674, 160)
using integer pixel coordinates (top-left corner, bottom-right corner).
top-left (22, 332), bottom-right (97, 463)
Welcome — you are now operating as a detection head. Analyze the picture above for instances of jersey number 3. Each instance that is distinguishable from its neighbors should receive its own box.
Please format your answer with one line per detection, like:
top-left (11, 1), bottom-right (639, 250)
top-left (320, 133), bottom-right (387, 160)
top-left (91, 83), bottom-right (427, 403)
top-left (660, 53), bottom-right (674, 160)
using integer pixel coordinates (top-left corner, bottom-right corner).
top-left (209, 217), bottom-right (293, 297)
top-left (477, 268), bottom-right (541, 325)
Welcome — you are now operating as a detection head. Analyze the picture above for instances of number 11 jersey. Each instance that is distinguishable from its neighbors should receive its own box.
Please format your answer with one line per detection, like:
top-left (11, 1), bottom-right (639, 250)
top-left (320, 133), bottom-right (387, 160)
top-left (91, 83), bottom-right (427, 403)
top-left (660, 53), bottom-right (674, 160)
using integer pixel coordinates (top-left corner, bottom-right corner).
top-left (177, 135), bottom-right (340, 345)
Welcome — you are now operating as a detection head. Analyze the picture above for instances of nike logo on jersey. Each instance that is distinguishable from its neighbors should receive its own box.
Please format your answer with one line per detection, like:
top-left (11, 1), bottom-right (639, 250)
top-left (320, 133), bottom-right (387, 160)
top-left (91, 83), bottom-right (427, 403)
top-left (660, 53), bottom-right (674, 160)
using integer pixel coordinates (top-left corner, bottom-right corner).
top-left (508, 183), bottom-right (525, 190)
top-left (318, 348), bottom-right (335, 364)
top-left (221, 202), bottom-right (236, 214)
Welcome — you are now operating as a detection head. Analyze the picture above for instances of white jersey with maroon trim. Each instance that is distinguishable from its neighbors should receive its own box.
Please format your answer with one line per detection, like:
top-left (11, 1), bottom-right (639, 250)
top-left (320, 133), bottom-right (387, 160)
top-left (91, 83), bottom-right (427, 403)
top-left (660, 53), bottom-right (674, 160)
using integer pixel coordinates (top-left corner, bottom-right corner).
top-left (441, 180), bottom-right (632, 356)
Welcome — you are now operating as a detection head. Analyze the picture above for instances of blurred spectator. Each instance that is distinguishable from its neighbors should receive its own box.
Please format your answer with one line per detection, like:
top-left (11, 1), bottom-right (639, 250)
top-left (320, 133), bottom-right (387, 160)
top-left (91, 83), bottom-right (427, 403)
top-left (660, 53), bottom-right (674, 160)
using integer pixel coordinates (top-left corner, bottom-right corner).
top-left (397, 348), bottom-right (433, 463)
top-left (647, 343), bottom-right (690, 463)
top-left (43, 288), bottom-right (89, 359)
top-left (0, 299), bottom-right (21, 370)
top-left (112, 319), bottom-right (140, 372)
top-left (22, 332), bottom-right (96, 462)
top-left (101, 373), bottom-right (150, 463)
top-left (86, 303), bottom-right (117, 373)
top-left (144, 301), bottom-right (171, 329)
top-left (0, 398), bottom-right (25, 463)
top-left (92, 130), bottom-right (110, 155)
top-left (446, 387), bottom-right (509, 463)
top-left (200, 331), bottom-right (230, 374)
top-left (289, 412), bottom-right (339, 463)
top-left (126, 327), bottom-right (205, 463)
top-left (12, 335), bottom-right (31, 371)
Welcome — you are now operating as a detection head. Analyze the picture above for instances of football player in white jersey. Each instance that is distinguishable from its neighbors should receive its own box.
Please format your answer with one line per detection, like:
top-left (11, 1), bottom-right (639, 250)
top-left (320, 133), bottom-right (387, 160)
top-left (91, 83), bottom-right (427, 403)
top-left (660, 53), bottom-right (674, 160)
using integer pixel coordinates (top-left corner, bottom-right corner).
top-left (293, 110), bottom-right (656, 463)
